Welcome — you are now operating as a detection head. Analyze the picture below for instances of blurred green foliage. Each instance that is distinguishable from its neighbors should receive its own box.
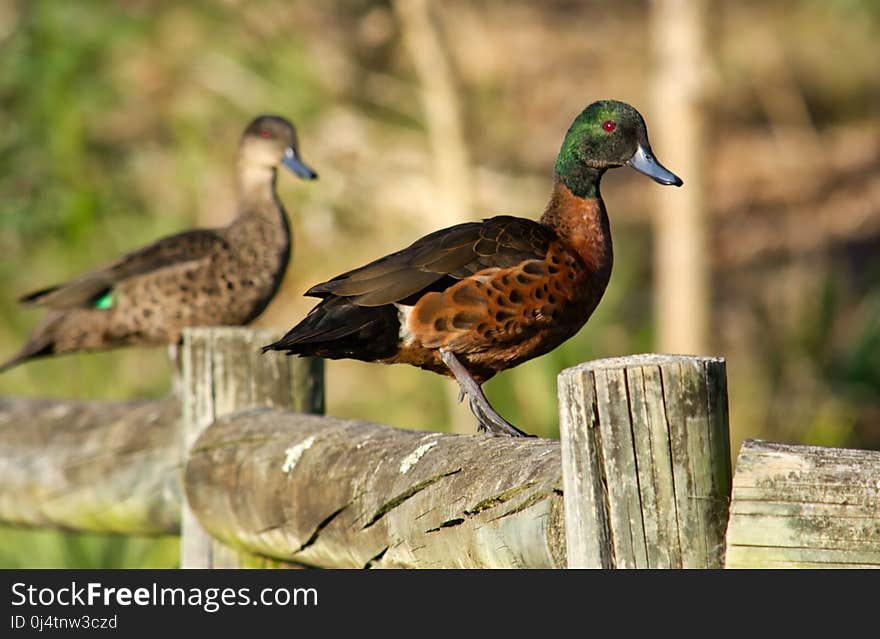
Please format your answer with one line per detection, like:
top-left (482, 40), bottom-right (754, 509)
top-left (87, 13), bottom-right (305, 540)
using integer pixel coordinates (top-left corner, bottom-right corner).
top-left (0, 526), bottom-right (178, 569)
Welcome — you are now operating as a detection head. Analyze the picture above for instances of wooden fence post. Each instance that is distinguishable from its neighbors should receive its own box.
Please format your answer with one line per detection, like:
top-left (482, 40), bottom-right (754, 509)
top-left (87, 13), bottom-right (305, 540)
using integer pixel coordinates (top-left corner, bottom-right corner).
top-left (180, 327), bottom-right (324, 568)
top-left (558, 354), bottom-right (731, 568)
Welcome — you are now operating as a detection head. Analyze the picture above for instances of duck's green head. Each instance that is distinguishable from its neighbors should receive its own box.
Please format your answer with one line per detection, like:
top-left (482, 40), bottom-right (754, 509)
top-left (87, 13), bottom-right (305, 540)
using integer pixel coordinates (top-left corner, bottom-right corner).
top-left (555, 100), bottom-right (682, 197)
top-left (241, 115), bottom-right (318, 180)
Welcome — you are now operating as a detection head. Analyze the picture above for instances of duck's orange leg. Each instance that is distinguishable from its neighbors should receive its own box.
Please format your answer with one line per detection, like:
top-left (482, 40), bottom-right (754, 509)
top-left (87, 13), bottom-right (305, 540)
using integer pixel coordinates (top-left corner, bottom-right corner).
top-left (439, 348), bottom-right (529, 437)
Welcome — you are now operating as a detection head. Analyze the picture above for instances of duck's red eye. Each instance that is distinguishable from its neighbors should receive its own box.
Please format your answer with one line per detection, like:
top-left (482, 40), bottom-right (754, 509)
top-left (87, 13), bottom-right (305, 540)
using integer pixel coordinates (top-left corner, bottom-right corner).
top-left (260, 129), bottom-right (271, 139)
top-left (603, 120), bottom-right (616, 132)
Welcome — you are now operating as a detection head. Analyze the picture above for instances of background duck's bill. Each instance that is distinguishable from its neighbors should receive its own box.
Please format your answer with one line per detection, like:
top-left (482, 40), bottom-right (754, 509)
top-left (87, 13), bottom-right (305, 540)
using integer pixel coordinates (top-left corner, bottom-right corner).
top-left (626, 144), bottom-right (682, 187)
top-left (282, 148), bottom-right (318, 179)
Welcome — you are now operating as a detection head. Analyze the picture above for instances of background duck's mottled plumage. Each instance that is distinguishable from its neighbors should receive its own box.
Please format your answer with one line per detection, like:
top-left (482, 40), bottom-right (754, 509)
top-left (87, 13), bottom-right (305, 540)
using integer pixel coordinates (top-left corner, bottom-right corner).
top-left (0, 115), bottom-right (316, 373)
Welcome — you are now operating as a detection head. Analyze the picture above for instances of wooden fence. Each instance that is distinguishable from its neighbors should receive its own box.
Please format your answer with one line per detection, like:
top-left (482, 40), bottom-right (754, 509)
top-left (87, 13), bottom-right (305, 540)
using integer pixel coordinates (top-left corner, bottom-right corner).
top-left (1, 327), bottom-right (878, 568)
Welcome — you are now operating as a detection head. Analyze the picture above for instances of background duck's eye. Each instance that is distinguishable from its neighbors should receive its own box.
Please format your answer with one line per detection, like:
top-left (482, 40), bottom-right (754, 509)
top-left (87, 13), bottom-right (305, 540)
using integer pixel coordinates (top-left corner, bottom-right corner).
top-left (602, 120), bottom-right (616, 132)
top-left (260, 129), bottom-right (272, 139)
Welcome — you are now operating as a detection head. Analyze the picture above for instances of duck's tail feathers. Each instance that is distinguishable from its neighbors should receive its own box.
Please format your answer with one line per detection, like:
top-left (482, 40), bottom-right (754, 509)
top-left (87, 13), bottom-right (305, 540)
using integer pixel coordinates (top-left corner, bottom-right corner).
top-left (18, 285), bottom-right (55, 305)
top-left (262, 298), bottom-right (400, 362)
top-left (0, 314), bottom-right (62, 373)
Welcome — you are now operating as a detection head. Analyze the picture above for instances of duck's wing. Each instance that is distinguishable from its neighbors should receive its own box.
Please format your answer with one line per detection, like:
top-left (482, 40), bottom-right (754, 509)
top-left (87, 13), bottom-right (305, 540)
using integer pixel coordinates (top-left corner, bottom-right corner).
top-left (306, 216), bottom-right (554, 307)
top-left (20, 229), bottom-right (230, 310)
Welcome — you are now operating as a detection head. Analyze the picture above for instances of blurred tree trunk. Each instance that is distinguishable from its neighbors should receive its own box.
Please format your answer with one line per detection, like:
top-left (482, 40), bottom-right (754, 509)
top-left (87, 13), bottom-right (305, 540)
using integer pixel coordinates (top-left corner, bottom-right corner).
top-left (393, 0), bottom-right (475, 434)
top-left (650, 0), bottom-right (709, 355)
top-left (393, 0), bottom-right (472, 227)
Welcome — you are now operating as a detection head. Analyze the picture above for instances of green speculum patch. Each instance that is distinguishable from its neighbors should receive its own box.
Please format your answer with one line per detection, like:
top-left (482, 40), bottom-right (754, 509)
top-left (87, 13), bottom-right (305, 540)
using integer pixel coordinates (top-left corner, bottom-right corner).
top-left (94, 291), bottom-right (114, 310)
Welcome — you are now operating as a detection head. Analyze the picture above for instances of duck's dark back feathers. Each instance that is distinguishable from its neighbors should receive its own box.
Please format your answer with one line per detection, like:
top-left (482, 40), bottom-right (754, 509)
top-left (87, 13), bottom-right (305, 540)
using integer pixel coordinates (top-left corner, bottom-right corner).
top-left (20, 229), bottom-right (230, 310)
top-left (305, 216), bottom-right (553, 307)
top-left (265, 216), bottom-right (561, 376)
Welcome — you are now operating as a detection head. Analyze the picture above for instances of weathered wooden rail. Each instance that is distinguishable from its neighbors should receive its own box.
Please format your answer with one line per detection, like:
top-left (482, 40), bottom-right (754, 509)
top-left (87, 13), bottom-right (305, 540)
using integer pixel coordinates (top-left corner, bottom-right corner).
top-left (0, 396), bottom-right (181, 534)
top-left (187, 412), bottom-right (566, 568)
top-left (726, 440), bottom-right (880, 568)
top-left (1, 327), bottom-right (878, 568)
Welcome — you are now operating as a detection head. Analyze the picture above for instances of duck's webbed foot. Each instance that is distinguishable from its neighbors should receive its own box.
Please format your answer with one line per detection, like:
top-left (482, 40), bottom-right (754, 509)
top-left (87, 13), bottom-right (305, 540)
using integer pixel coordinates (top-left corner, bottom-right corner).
top-left (439, 349), bottom-right (531, 438)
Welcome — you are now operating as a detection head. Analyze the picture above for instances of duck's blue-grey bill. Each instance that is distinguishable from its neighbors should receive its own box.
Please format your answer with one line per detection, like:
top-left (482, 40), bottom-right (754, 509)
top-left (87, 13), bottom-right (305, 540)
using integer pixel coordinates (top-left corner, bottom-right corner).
top-left (626, 144), bottom-right (683, 187)
top-left (282, 148), bottom-right (318, 180)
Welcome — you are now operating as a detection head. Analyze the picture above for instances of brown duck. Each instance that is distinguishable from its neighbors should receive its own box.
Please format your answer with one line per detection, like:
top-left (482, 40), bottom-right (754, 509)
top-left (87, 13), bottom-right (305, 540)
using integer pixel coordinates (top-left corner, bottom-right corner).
top-left (0, 115), bottom-right (316, 373)
top-left (264, 100), bottom-right (681, 436)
